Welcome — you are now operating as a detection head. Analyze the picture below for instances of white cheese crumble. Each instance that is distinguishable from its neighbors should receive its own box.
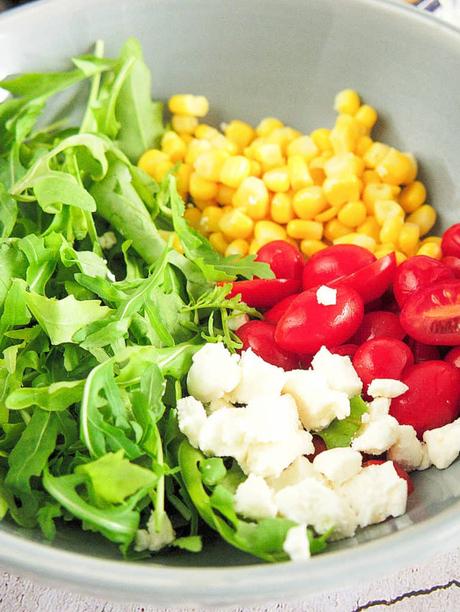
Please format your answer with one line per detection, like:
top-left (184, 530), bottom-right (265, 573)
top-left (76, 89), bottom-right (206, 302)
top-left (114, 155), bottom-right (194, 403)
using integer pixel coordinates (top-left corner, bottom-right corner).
top-left (367, 378), bottom-right (409, 399)
top-left (267, 456), bottom-right (324, 491)
top-left (311, 346), bottom-right (363, 398)
top-left (352, 414), bottom-right (400, 455)
top-left (423, 419), bottom-right (460, 469)
top-left (313, 448), bottom-right (362, 485)
top-left (316, 285), bottom-right (337, 306)
top-left (234, 474), bottom-right (277, 520)
top-left (176, 396), bottom-right (207, 448)
top-left (187, 342), bottom-right (241, 403)
top-left (388, 425), bottom-right (424, 471)
top-left (283, 524), bottom-right (311, 561)
top-left (230, 348), bottom-right (286, 404)
top-left (135, 514), bottom-right (175, 552)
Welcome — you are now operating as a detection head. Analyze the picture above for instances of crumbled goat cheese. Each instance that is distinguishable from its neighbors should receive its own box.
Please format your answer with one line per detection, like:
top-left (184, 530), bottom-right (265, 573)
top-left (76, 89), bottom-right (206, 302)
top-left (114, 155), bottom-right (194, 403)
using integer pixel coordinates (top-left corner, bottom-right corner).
top-left (417, 444), bottom-right (432, 471)
top-left (423, 419), bottom-right (460, 469)
top-left (234, 474), bottom-right (277, 520)
top-left (283, 524), bottom-right (311, 561)
top-left (313, 448), bottom-right (362, 485)
top-left (388, 425), bottom-right (424, 471)
top-left (187, 342), bottom-right (241, 403)
top-left (311, 346), bottom-right (363, 398)
top-left (176, 396), bottom-right (207, 448)
top-left (352, 414), bottom-right (400, 455)
top-left (283, 369), bottom-right (350, 430)
top-left (267, 456), bottom-right (324, 491)
top-left (316, 285), bottom-right (337, 306)
top-left (135, 514), bottom-right (175, 552)
top-left (339, 462), bottom-right (407, 528)
top-left (230, 349), bottom-right (286, 403)
top-left (367, 378), bottom-right (409, 399)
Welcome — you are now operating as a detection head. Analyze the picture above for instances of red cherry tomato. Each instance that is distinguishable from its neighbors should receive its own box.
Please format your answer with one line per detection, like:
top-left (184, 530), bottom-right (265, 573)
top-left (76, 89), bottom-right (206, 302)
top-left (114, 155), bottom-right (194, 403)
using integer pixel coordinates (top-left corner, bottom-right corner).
top-left (365, 297), bottom-right (384, 312)
top-left (329, 343), bottom-right (359, 358)
top-left (363, 460), bottom-right (414, 495)
top-left (442, 256), bottom-right (460, 278)
top-left (236, 320), bottom-right (299, 370)
top-left (256, 240), bottom-right (304, 280)
top-left (275, 286), bottom-right (364, 354)
top-left (400, 280), bottom-right (460, 345)
top-left (390, 360), bottom-right (460, 437)
top-left (445, 346), bottom-right (460, 369)
top-left (352, 337), bottom-right (414, 390)
top-left (264, 294), bottom-right (298, 324)
top-left (306, 435), bottom-right (327, 461)
top-left (406, 338), bottom-right (441, 363)
top-left (393, 255), bottom-right (455, 308)
top-left (329, 253), bottom-right (397, 304)
top-left (302, 245), bottom-right (375, 291)
top-left (441, 224), bottom-right (460, 258)
top-left (226, 278), bottom-right (301, 308)
top-left (351, 311), bottom-right (406, 344)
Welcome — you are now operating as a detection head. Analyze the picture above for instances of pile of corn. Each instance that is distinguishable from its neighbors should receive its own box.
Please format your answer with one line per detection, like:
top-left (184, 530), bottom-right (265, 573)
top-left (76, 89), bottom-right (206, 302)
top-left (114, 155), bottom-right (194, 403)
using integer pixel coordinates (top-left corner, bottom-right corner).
top-left (138, 90), bottom-right (441, 262)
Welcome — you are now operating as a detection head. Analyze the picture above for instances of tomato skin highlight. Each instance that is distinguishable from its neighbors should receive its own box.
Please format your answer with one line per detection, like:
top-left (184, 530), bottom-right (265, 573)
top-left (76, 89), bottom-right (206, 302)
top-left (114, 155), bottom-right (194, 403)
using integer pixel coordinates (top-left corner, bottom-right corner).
top-left (351, 310), bottom-right (406, 344)
top-left (363, 460), bottom-right (414, 495)
top-left (275, 285), bottom-right (364, 354)
top-left (256, 240), bottom-right (304, 280)
top-left (445, 346), bottom-right (460, 369)
top-left (329, 253), bottom-right (397, 304)
top-left (400, 280), bottom-right (460, 346)
top-left (389, 360), bottom-right (460, 437)
top-left (406, 338), bottom-right (441, 363)
top-left (302, 245), bottom-right (375, 291)
top-left (264, 294), bottom-right (298, 324)
top-left (442, 256), bottom-right (460, 279)
top-left (226, 278), bottom-right (301, 308)
top-left (353, 337), bottom-right (414, 390)
top-left (393, 255), bottom-right (455, 308)
top-left (442, 224), bottom-right (460, 259)
top-left (236, 320), bottom-right (299, 370)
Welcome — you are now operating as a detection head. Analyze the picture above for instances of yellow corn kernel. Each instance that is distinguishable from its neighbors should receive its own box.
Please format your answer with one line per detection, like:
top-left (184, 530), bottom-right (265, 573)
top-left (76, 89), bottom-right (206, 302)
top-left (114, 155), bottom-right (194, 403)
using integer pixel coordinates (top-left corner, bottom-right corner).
top-left (355, 105), bottom-right (378, 131)
top-left (398, 222), bottom-right (420, 257)
top-left (337, 201), bottom-right (367, 228)
top-left (219, 209), bottom-right (254, 240)
top-left (225, 238), bottom-right (250, 257)
top-left (323, 175), bottom-right (362, 207)
top-left (356, 136), bottom-right (373, 157)
top-left (194, 149), bottom-right (228, 182)
top-left (333, 233), bottom-right (376, 252)
top-left (362, 170), bottom-right (381, 185)
top-left (417, 242), bottom-right (442, 260)
top-left (249, 159), bottom-right (262, 177)
top-left (399, 180), bottom-right (427, 213)
top-left (420, 236), bottom-right (442, 246)
top-left (168, 94), bottom-right (209, 117)
top-left (395, 251), bottom-right (407, 265)
top-left (254, 220), bottom-right (287, 245)
top-left (363, 142), bottom-right (390, 169)
top-left (376, 148), bottom-right (416, 185)
top-left (324, 219), bottom-right (350, 242)
top-left (324, 153), bottom-right (364, 178)
top-left (315, 206), bottom-right (339, 223)
top-left (373, 200), bottom-right (405, 225)
top-left (256, 117), bottom-right (284, 138)
top-left (199, 206), bottom-right (224, 234)
top-left (252, 143), bottom-right (284, 171)
top-left (209, 232), bottom-right (229, 254)
top-left (189, 172), bottom-right (218, 201)
top-left (379, 215), bottom-right (404, 244)
top-left (309, 158), bottom-right (327, 186)
top-left (181, 133), bottom-right (193, 145)
top-left (300, 239), bottom-right (328, 257)
top-left (310, 128), bottom-right (332, 152)
top-left (175, 163), bottom-right (193, 198)
top-left (161, 131), bottom-right (187, 162)
top-left (194, 124), bottom-right (218, 141)
top-left (271, 192), bottom-right (295, 224)
top-left (287, 135), bottom-right (319, 161)
top-left (406, 204), bottom-right (437, 236)
top-left (171, 114), bottom-right (199, 135)
top-left (137, 149), bottom-right (169, 176)
top-left (266, 127), bottom-right (301, 153)
top-left (375, 243), bottom-right (396, 258)
top-left (215, 186), bottom-right (235, 207)
top-left (224, 120), bottom-right (255, 150)
top-left (287, 155), bottom-right (313, 191)
top-left (263, 166), bottom-right (290, 192)
top-left (193, 198), bottom-right (214, 211)
top-left (362, 183), bottom-right (399, 214)
top-left (249, 239), bottom-right (264, 255)
top-left (219, 155), bottom-right (251, 188)
top-left (357, 216), bottom-right (381, 242)
top-left (334, 89), bottom-right (361, 115)
top-left (292, 186), bottom-right (328, 220)
top-left (153, 160), bottom-right (174, 182)
top-left (232, 176), bottom-right (270, 220)
top-left (330, 115), bottom-right (361, 154)
top-left (184, 207), bottom-right (202, 230)
top-left (185, 139), bottom-right (212, 165)
top-left (287, 219), bottom-right (323, 241)
top-left (209, 133), bottom-right (238, 155)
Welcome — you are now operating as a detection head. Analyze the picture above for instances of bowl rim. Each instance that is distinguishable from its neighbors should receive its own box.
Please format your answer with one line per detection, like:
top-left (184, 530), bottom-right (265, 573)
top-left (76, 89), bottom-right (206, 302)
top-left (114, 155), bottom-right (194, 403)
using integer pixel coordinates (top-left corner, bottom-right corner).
top-left (1, 0), bottom-right (460, 604)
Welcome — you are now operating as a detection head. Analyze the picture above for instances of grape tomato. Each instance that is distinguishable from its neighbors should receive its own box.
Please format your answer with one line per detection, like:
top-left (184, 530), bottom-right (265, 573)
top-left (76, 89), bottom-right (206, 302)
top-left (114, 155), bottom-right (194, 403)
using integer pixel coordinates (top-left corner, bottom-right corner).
top-left (352, 337), bottom-right (414, 390)
top-left (256, 240), bottom-right (304, 280)
top-left (441, 224), bottom-right (460, 259)
top-left (393, 255), bottom-right (455, 308)
top-left (226, 278), bottom-right (301, 308)
top-left (264, 294), bottom-right (298, 324)
top-left (351, 310), bottom-right (405, 344)
top-left (442, 256), bottom-right (460, 278)
top-left (302, 245), bottom-right (375, 291)
top-left (236, 320), bottom-right (299, 370)
top-left (445, 347), bottom-right (460, 369)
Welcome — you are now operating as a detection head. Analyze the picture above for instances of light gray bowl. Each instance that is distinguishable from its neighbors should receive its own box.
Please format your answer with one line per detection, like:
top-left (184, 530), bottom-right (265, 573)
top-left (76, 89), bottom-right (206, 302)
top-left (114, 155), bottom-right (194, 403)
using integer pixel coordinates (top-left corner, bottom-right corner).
top-left (1, 0), bottom-right (460, 606)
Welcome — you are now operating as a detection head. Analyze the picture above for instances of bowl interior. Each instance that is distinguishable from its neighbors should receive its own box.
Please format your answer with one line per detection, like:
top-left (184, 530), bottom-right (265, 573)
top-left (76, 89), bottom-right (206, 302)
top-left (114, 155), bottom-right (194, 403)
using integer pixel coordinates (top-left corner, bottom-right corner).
top-left (1, 0), bottom-right (460, 602)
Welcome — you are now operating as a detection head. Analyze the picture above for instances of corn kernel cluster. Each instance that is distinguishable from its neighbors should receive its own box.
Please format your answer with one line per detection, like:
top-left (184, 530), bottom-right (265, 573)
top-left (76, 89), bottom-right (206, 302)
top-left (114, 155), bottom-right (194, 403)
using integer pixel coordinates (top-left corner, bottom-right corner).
top-left (138, 90), bottom-right (441, 262)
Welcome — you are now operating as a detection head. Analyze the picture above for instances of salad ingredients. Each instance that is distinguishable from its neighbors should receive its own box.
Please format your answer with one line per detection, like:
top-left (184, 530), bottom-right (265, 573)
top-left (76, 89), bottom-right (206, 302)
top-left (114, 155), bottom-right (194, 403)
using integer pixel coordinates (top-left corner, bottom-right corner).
top-left (316, 285), bottom-right (337, 306)
top-left (255, 240), bottom-right (304, 280)
top-left (302, 245), bottom-right (375, 291)
top-left (236, 320), bottom-right (299, 370)
top-left (441, 223), bottom-right (460, 258)
top-left (351, 311), bottom-right (405, 344)
top-left (352, 337), bottom-right (414, 392)
top-left (225, 278), bottom-right (300, 308)
top-left (393, 255), bottom-right (455, 307)
top-left (264, 294), bottom-right (298, 324)
top-left (445, 346), bottom-right (460, 368)
top-left (423, 419), bottom-right (460, 469)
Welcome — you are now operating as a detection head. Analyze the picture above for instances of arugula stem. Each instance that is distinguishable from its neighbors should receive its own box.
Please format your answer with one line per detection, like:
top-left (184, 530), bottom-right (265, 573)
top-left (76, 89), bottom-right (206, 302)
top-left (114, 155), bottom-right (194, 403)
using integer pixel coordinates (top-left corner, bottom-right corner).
top-left (80, 40), bottom-right (105, 134)
top-left (153, 426), bottom-right (165, 532)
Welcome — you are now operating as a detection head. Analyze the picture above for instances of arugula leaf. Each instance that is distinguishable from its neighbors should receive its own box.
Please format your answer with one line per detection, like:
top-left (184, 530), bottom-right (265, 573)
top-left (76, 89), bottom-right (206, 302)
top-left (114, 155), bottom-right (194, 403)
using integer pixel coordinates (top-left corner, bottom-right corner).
top-left (317, 396), bottom-right (368, 449)
top-left (0, 279), bottom-right (30, 338)
top-left (172, 535), bottom-right (202, 553)
top-left (6, 380), bottom-right (85, 411)
top-left (37, 503), bottom-right (62, 540)
top-left (0, 242), bottom-right (27, 308)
